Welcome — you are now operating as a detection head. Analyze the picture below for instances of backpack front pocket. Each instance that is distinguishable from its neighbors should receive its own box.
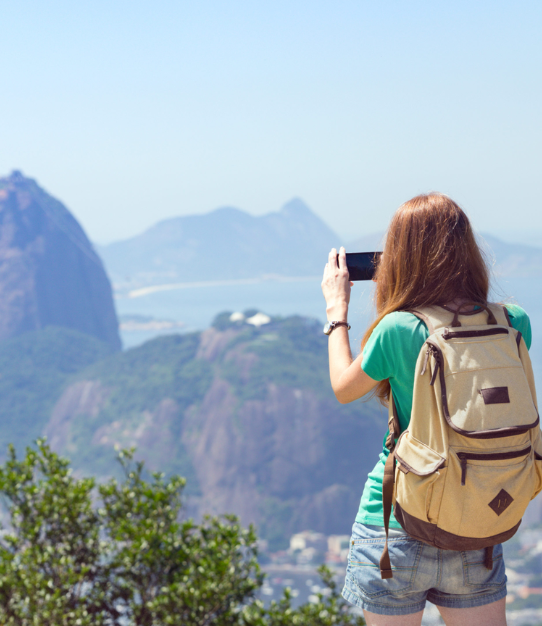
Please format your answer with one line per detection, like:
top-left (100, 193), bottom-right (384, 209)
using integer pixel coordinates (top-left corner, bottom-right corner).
top-left (437, 446), bottom-right (534, 541)
top-left (426, 334), bottom-right (539, 438)
top-left (393, 431), bottom-right (446, 526)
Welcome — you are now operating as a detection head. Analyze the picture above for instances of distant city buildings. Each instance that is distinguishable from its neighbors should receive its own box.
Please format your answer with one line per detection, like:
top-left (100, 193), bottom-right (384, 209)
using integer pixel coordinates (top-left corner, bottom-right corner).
top-left (264, 530), bottom-right (351, 567)
top-left (326, 535), bottom-right (351, 564)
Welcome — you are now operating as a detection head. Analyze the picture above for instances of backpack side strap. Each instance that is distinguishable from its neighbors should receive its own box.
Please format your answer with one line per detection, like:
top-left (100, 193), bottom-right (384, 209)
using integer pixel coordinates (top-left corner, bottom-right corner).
top-left (380, 396), bottom-right (400, 579)
top-left (385, 397), bottom-right (401, 451)
top-left (380, 448), bottom-right (397, 579)
top-left (484, 545), bottom-right (494, 570)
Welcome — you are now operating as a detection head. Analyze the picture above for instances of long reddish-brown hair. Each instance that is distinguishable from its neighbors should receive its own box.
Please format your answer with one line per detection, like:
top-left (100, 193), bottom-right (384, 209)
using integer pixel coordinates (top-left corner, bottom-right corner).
top-left (363, 193), bottom-right (490, 405)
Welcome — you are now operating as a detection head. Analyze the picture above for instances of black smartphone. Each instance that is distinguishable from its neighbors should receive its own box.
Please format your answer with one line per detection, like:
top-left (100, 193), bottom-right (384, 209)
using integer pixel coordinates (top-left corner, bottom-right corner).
top-left (337, 251), bottom-right (382, 281)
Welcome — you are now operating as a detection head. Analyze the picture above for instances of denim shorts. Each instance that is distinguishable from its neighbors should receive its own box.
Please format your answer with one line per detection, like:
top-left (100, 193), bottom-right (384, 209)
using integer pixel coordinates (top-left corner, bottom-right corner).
top-left (341, 522), bottom-right (507, 616)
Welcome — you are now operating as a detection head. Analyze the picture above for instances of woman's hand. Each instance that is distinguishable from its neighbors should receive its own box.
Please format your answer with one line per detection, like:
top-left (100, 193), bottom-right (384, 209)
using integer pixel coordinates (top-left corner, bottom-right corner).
top-left (321, 247), bottom-right (354, 321)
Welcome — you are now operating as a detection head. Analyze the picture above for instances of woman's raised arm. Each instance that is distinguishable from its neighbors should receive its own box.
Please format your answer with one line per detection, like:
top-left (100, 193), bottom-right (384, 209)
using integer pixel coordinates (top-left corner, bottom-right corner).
top-left (322, 247), bottom-right (378, 404)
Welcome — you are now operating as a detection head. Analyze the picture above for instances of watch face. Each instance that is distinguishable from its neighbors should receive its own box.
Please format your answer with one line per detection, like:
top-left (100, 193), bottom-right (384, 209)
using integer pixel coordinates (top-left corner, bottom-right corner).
top-left (323, 322), bottom-right (332, 335)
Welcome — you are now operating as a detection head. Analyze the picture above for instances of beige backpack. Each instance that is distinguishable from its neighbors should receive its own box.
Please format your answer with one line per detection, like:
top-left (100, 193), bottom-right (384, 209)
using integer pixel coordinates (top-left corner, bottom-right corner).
top-left (380, 302), bottom-right (542, 579)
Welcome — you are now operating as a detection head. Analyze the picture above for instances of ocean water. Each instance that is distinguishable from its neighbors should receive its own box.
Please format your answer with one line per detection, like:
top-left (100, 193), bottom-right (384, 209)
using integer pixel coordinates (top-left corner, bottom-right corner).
top-left (115, 277), bottom-right (378, 349)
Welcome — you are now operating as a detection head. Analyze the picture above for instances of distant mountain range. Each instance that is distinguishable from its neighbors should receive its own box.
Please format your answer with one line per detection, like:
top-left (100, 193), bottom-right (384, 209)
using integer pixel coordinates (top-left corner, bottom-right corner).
top-left (100, 199), bottom-right (542, 297)
top-left (98, 199), bottom-right (340, 290)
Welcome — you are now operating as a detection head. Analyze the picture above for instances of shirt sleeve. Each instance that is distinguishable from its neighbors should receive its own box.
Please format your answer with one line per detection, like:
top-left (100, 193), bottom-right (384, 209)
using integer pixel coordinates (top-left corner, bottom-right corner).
top-left (361, 314), bottom-right (398, 382)
top-left (504, 304), bottom-right (532, 350)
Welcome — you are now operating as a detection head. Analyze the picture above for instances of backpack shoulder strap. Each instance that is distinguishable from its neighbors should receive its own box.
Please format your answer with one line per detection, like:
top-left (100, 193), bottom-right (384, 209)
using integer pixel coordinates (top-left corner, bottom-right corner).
top-left (502, 305), bottom-right (513, 328)
top-left (408, 306), bottom-right (454, 333)
top-left (409, 303), bottom-right (510, 333)
top-left (409, 310), bottom-right (435, 335)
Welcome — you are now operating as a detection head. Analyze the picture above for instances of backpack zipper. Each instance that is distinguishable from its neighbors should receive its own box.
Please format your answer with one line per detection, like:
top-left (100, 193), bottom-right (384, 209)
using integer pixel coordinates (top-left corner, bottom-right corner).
top-left (458, 445), bottom-right (531, 485)
top-left (442, 328), bottom-right (509, 340)
top-left (421, 344), bottom-right (441, 386)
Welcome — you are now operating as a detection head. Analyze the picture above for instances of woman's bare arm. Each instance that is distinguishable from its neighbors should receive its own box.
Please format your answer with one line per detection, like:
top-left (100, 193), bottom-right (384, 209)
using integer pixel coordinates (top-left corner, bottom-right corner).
top-left (328, 330), bottom-right (378, 403)
top-left (322, 247), bottom-right (378, 404)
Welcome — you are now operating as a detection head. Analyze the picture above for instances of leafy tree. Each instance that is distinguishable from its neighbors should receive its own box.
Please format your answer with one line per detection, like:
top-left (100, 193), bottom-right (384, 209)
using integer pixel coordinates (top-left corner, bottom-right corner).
top-left (99, 449), bottom-right (262, 625)
top-left (241, 566), bottom-right (365, 626)
top-left (0, 441), bottom-right (109, 625)
top-left (0, 441), bottom-right (363, 626)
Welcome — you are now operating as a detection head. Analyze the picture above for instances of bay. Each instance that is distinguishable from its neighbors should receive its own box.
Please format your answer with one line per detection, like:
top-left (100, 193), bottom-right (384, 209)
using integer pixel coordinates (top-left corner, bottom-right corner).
top-left (115, 277), bottom-right (378, 349)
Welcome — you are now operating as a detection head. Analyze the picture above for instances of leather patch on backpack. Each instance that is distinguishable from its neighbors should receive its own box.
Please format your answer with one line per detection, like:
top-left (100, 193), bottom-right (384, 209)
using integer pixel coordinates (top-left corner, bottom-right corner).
top-left (488, 489), bottom-right (514, 516)
top-left (479, 387), bottom-right (510, 405)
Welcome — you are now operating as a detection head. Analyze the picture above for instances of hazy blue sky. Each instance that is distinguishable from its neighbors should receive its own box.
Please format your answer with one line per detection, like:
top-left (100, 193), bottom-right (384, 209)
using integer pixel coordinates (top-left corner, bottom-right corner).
top-left (1, 0), bottom-right (541, 244)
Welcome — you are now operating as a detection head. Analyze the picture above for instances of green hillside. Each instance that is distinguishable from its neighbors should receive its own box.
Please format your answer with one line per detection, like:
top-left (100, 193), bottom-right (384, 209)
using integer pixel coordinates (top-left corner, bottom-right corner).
top-left (63, 332), bottom-right (213, 487)
top-left (0, 327), bottom-right (113, 455)
top-left (213, 312), bottom-right (334, 400)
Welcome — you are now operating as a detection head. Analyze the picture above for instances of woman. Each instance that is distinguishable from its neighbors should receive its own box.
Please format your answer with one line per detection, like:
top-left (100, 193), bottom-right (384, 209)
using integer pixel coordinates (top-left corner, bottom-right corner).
top-left (321, 193), bottom-right (531, 626)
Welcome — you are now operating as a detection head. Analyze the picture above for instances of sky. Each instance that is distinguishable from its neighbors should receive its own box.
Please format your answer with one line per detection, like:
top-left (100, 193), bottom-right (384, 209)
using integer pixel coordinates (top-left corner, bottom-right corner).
top-left (1, 0), bottom-right (541, 245)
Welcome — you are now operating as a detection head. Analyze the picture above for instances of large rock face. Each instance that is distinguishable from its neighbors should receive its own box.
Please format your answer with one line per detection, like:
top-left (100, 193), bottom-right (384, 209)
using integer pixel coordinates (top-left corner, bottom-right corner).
top-left (41, 315), bottom-right (386, 547)
top-left (0, 171), bottom-right (121, 350)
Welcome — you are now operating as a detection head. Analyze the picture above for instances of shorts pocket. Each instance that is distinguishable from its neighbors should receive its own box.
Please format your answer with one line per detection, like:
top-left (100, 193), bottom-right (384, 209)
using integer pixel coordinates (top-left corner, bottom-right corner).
top-left (461, 544), bottom-right (506, 589)
top-left (347, 536), bottom-right (423, 598)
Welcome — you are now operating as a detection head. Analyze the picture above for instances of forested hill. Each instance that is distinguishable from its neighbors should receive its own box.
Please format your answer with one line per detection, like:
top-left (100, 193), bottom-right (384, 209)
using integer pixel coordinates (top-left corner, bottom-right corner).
top-left (0, 314), bottom-right (386, 549)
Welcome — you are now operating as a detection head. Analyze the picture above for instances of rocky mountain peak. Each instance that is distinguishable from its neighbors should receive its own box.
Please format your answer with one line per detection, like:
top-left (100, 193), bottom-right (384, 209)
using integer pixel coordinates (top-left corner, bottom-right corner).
top-left (7, 170), bottom-right (25, 183)
top-left (0, 172), bottom-right (121, 349)
top-left (279, 197), bottom-right (313, 216)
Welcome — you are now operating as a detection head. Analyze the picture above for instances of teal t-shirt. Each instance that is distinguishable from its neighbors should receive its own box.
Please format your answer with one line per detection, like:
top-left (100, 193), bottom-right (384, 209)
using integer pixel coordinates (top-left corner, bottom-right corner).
top-left (355, 304), bottom-right (532, 529)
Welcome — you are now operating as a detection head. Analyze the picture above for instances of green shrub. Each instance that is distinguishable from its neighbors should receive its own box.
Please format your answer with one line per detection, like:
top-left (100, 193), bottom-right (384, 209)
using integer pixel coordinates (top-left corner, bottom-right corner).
top-left (0, 441), bottom-right (364, 626)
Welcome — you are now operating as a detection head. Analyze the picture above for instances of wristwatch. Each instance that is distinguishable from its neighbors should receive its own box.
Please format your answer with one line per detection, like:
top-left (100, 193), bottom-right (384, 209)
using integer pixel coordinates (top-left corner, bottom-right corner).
top-left (323, 321), bottom-right (351, 335)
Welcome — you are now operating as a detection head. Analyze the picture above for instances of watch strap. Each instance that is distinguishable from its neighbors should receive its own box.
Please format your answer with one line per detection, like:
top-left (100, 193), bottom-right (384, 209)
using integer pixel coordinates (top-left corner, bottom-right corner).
top-left (325, 321), bottom-right (351, 335)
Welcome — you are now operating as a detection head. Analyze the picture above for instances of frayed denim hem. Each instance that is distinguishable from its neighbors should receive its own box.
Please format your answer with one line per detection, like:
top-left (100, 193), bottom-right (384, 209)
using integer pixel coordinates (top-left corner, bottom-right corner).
top-left (428, 584), bottom-right (507, 609)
